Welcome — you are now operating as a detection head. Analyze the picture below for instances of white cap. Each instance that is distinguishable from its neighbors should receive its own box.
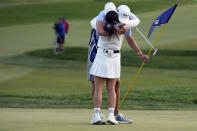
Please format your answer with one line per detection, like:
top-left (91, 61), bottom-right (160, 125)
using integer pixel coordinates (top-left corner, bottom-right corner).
top-left (104, 2), bottom-right (117, 15)
top-left (117, 5), bottom-right (131, 24)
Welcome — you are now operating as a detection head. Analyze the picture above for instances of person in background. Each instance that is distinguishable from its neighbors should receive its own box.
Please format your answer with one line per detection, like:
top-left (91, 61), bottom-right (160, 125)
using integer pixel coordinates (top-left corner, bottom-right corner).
top-left (62, 17), bottom-right (69, 46)
top-left (54, 17), bottom-right (66, 53)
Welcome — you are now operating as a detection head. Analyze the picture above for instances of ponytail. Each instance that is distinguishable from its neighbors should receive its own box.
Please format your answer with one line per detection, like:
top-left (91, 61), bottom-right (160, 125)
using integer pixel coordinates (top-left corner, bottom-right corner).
top-left (104, 11), bottom-right (120, 39)
top-left (104, 23), bottom-right (117, 38)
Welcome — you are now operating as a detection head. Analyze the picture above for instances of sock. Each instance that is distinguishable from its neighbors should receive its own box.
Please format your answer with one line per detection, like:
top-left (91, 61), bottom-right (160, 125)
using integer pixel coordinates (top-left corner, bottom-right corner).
top-left (108, 108), bottom-right (115, 115)
top-left (94, 108), bottom-right (100, 114)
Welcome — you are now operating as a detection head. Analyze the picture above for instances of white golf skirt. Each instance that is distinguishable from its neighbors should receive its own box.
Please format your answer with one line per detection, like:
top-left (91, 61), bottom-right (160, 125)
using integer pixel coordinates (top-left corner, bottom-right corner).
top-left (90, 48), bottom-right (120, 79)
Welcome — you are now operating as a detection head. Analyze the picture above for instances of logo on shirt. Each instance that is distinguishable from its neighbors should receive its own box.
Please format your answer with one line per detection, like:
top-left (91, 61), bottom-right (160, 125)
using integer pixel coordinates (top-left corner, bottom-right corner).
top-left (123, 13), bottom-right (129, 17)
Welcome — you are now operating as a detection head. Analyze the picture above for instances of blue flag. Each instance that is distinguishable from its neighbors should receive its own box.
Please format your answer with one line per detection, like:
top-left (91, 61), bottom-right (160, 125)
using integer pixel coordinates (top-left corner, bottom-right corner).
top-left (148, 3), bottom-right (178, 38)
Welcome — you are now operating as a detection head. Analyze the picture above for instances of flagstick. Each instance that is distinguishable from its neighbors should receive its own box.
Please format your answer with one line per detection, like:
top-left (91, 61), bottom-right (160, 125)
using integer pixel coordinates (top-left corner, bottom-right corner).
top-left (119, 24), bottom-right (167, 108)
top-left (135, 27), bottom-right (158, 55)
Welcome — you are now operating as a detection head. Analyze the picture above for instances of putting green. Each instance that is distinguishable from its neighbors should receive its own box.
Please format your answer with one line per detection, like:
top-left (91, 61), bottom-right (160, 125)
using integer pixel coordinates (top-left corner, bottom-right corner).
top-left (0, 108), bottom-right (197, 131)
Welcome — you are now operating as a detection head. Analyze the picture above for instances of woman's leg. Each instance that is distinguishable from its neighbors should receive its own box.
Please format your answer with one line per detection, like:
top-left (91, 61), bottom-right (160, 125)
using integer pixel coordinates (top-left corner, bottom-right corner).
top-left (91, 77), bottom-right (106, 124)
top-left (114, 79), bottom-right (120, 116)
top-left (106, 78), bottom-right (117, 108)
top-left (91, 76), bottom-right (105, 124)
top-left (106, 78), bottom-right (118, 124)
top-left (91, 81), bottom-right (95, 100)
top-left (94, 76), bottom-right (105, 108)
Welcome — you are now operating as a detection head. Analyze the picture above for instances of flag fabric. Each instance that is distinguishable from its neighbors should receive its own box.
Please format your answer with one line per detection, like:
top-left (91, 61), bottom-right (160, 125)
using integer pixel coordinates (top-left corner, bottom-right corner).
top-left (148, 3), bottom-right (178, 38)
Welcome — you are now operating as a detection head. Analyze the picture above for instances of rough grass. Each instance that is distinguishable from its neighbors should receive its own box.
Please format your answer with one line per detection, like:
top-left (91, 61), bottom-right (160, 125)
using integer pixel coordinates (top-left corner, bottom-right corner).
top-left (0, 47), bottom-right (197, 109)
top-left (0, 86), bottom-right (197, 109)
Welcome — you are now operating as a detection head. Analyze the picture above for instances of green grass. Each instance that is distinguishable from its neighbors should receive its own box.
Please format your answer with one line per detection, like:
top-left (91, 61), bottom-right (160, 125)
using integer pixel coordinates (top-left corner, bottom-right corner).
top-left (0, 0), bottom-right (90, 3)
top-left (0, 109), bottom-right (197, 131)
top-left (0, 52), bottom-right (197, 109)
top-left (24, 47), bottom-right (197, 70)
top-left (1, 4), bottom-right (197, 57)
top-left (0, 0), bottom-right (195, 26)
top-left (0, 86), bottom-right (196, 109)
top-left (0, 0), bottom-right (197, 110)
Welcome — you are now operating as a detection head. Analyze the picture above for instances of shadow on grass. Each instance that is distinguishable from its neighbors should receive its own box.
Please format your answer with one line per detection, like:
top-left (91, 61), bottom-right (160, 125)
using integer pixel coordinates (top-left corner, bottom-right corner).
top-left (0, 47), bottom-right (197, 70)
top-left (4, 47), bottom-right (195, 70)
top-left (193, 99), bottom-right (197, 104)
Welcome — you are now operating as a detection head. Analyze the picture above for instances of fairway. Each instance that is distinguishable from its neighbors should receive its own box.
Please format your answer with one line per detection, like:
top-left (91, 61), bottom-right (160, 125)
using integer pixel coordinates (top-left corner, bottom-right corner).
top-left (0, 108), bottom-right (197, 131)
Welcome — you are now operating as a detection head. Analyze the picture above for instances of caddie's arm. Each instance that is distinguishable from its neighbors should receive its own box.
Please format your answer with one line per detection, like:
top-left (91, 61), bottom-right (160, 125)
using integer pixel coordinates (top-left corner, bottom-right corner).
top-left (125, 13), bottom-right (140, 28)
top-left (126, 36), bottom-right (149, 62)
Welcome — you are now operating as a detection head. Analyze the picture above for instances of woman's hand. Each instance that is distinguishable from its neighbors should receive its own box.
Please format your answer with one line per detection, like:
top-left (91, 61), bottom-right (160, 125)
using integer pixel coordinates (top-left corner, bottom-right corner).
top-left (138, 53), bottom-right (150, 62)
top-left (116, 26), bottom-right (128, 34)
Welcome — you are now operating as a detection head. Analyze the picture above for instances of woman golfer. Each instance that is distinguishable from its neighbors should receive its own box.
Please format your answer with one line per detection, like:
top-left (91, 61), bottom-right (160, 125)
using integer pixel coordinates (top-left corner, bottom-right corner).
top-left (90, 11), bottom-right (121, 125)
top-left (90, 9), bottom-right (149, 125)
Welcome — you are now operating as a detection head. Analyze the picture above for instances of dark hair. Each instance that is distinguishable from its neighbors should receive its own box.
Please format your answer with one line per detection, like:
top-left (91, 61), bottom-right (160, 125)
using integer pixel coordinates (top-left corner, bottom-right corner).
top-left (104, 11), bottom-right (119, 38)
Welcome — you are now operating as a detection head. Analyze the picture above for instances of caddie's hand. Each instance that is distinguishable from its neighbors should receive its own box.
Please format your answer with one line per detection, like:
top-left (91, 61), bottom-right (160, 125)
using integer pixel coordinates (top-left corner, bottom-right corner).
top-left (116, 26), bottom-right (128, 34)
top-left (139, 53), bottom-right (150, 62)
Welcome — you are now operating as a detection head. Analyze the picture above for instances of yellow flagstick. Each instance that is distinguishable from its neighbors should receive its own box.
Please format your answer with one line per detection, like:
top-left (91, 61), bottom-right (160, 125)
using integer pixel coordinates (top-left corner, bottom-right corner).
top-left (119, 24), bottom-right (167, 108)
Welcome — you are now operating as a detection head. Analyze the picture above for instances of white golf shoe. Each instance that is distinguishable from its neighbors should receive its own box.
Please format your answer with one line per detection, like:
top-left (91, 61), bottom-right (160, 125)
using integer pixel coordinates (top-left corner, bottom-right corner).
top-left (90, 113), bottom-right (102, 125)
top-left (107, 113), bottom-right (118, 125)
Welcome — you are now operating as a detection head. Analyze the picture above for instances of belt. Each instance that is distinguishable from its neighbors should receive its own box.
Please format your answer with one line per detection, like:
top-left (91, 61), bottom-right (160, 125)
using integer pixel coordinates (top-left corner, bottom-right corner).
top-left (103, 49), bottom-right (120, 54)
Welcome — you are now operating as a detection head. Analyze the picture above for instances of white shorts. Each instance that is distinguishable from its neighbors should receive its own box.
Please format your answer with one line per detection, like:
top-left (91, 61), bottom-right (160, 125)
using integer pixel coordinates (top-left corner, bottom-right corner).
top-left (90, 48), bottom-right (120, 79)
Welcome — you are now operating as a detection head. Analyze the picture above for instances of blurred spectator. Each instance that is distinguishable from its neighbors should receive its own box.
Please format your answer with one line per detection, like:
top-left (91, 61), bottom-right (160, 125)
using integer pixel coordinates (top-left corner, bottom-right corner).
top-left (53, 17), bottom-right (69, 53)
top-left (62, 17), bottom-right (69, 34)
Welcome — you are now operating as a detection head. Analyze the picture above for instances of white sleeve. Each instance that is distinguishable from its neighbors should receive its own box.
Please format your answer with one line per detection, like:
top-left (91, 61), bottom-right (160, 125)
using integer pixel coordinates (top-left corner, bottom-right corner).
top-left (125, 13), bottom-right (140, 28)
top-left (90, 16), bottom-right (98, 30)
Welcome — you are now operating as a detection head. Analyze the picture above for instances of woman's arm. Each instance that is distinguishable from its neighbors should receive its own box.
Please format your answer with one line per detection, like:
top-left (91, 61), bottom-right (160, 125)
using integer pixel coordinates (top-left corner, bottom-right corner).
top-left (96, 21), bottom-right (109, 36)
top-left (96, 21), bottom-right (128, 36)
